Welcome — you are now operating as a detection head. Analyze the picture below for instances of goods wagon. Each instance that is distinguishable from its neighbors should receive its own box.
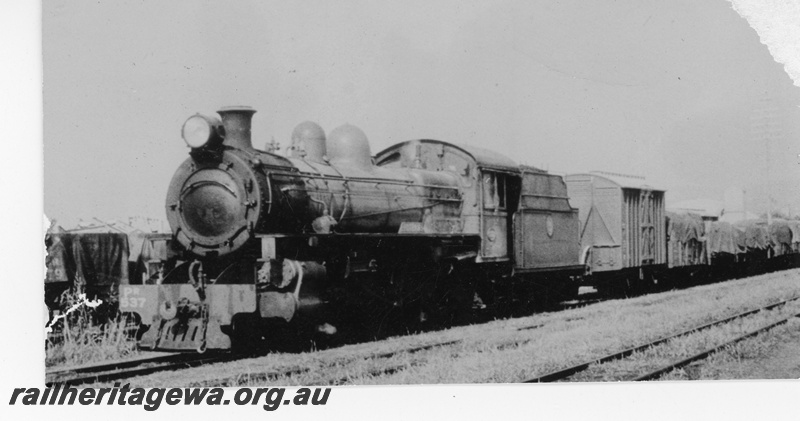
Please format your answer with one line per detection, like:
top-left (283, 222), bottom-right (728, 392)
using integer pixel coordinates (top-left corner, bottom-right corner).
top-left (666, 212), bottom-right (707, 268)
top-left (45, 233), bottom-right (130, 320)
top-left (564, 171), bottom-right (666, 290)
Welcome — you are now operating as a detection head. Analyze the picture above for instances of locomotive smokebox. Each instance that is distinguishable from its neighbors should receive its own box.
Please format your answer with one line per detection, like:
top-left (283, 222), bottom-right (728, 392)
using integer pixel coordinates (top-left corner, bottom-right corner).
top-left (218, 106), bottom-right (256, 150)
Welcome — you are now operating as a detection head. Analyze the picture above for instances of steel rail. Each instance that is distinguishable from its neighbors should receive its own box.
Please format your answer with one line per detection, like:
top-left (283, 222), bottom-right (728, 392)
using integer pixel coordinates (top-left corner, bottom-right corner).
top-left (523, 295), bottom-right (800, 383)
top-left (196, 367), bottom-right (312, 388)
top-left (326, 341), bottom-right (462, 386)
top-left (46, 354), bottom-right (239, 386)
top-left (367, 339), bottom-right (463, 360)
top-left (517, 323), bottom-right (545, 332)
top-left (327, 339), bottom-right (463, 385)
top-left (633, 311), bottom-right (800, 381)
top-left (46, 353), bottom-right (181, 377)
top-left (201, 339), bottom-right (464, 387)
top-left (329, 362), bottom-right (422, 386)
top-left (50, 335), bottom-right (462, 387)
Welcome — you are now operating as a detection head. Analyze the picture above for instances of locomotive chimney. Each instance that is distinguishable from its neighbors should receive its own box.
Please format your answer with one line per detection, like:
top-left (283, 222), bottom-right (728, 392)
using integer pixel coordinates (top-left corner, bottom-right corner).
top-left (217, 106), bottom-right (256, 150)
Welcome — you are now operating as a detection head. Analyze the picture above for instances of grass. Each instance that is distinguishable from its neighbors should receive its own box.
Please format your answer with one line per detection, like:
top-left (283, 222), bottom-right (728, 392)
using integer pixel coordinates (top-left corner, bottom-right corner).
top-left (659, 317), bottom-right (800, 380)
top-left (96, 268), bottom-right (800, 387)
top-left (45, 287), bottom-right (139, 368)
top-left (567, 301), bottom-right (800, 381)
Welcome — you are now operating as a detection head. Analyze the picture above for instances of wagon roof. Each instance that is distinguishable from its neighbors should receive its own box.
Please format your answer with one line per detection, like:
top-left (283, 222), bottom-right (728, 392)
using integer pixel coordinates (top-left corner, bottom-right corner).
top-left (376, 139), bottom-right (520, 172)
top-left (566, 171), bottom-right (665, 192)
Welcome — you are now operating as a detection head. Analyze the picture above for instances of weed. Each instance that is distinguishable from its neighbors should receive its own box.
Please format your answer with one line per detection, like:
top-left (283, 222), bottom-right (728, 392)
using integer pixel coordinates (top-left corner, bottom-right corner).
top-left (45, 285), bottom-right (139, 368)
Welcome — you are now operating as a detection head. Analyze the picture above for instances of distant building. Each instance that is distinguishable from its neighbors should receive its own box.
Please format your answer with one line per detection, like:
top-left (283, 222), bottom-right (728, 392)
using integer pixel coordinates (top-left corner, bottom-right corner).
top-left (668, 198), bottom-right (723, 221)
top-left (49, 217), bottom-right (167, 234)
top-left (720, 186), bottom-right (759, 222)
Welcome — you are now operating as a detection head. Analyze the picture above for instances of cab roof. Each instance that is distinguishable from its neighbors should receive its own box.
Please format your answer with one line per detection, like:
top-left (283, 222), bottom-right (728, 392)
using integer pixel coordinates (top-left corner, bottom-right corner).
top-left (376, 139), bottom-right (522, 173)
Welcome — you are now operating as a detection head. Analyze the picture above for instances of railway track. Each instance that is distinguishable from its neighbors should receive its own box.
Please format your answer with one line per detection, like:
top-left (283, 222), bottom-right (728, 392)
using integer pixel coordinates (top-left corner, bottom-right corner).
top-left (196, 339), bottom-right (464, 387)
top-left (325, 339), bottom-right (463, 386)
top-left (219, 292), bottom-right (799, 385)
top-left (46, 270), bottom-right (800, 386)
top-left (46, 352), bottom-right (240, 386)
top-left (45, 287), bottom-right (607, 387)
top-left (633, 311), bottom-right (800, 380)
top-left (523, 295), bottom-right (800, 383)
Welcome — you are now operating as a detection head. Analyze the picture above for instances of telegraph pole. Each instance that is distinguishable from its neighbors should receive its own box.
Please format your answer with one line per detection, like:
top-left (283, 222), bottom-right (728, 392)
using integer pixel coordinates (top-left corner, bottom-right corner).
top-left (767, 126), bottom-right (771, 224)
top-left (752, 94), bottom-right (781, 224)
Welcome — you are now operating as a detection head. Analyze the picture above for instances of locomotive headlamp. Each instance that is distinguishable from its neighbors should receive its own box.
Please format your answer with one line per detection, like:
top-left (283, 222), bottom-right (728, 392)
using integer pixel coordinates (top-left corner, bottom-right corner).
top-left (181, 113), bottom-right (224, 149)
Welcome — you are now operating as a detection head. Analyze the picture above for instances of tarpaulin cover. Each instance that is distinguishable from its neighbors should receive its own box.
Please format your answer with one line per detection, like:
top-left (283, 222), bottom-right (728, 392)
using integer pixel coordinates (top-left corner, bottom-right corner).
top-left (707, 221), bottom-right (745, 255)
top-left (666, 212), bottom-right (704, 243)
top-left (666, 212), bottom-right (707, 268)
top-left (127, 230), bottom-right (147, 262)
top-left (139, 236), bottom-right (171, 262)
top-left (734, 220), bottom-right (770, 250)
top-left (129, 234), bottom-right (178, 284)
top-left (768, 220), bottom-right (793, 248)
top-left (45, 233), bottom-right (129, 286)
top-left (787, 221), bottom-right (800, 245)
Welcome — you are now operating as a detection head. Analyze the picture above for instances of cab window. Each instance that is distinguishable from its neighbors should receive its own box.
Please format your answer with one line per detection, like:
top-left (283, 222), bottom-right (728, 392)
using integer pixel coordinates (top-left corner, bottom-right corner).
top-left (483, 172), bottom-right (506, 210)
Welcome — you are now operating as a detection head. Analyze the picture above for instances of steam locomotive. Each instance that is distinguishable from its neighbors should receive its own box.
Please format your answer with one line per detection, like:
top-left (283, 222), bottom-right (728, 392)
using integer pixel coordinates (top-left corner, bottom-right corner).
top-left (119, 106), bottom-right (799, 352)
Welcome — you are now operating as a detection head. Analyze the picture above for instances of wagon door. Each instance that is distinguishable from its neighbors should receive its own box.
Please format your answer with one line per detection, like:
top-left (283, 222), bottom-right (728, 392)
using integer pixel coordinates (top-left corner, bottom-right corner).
top-left (623, 188), bottom-right (665, 267)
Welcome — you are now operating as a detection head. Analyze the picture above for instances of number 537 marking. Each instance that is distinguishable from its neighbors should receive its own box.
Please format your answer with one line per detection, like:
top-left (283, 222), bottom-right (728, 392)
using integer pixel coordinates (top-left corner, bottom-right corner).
top-left (120, 296), bottom-right (147, 308)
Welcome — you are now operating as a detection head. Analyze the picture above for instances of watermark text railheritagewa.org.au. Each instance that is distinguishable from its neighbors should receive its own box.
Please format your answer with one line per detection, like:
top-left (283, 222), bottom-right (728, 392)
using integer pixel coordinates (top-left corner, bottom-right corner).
top-left (9, 383), bottom-right (331, 411)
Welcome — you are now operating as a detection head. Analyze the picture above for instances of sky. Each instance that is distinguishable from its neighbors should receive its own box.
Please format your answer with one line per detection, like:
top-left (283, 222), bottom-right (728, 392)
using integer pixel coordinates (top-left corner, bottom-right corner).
top-left (43, 0), bottom-right (800, 227)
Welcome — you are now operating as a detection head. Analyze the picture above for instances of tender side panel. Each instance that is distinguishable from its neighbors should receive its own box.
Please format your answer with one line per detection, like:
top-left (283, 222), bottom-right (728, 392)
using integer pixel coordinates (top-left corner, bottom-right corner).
top-left (514, 172), bottom-right (581, 270)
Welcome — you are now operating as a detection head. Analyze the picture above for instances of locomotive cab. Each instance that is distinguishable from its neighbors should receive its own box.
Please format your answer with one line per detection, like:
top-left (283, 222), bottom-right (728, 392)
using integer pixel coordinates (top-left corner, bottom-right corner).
top-left (376, 140), bottom-right (583, 307)
top-left (375, 140), bottom-right (583, 271)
